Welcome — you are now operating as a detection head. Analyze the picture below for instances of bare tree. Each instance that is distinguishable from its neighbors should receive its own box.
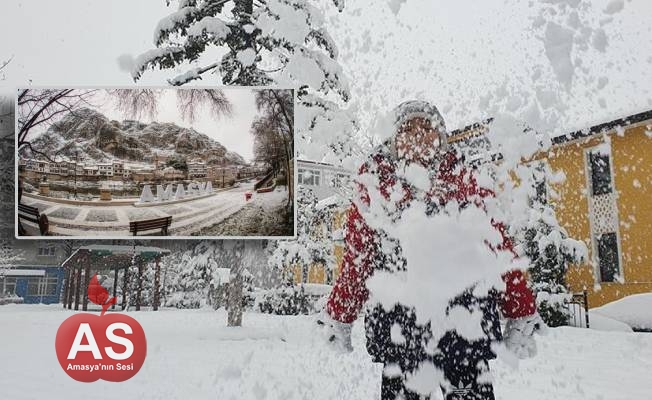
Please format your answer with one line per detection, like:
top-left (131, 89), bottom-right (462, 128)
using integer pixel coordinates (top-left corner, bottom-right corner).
top-left (176, 89), bottom-right (233, 123)
top-left (109, 88), bottom-right (233, 124)
top-left (255, 89), bottom-right (293, 135)
top-left (0, 56), bottom-right (12, 81)
top-left (15, 89), bottom-right (99, 159)
top-left (108, 89), bottom-right (161, 120)
top-left (251, 89), bottom-right (294, 204)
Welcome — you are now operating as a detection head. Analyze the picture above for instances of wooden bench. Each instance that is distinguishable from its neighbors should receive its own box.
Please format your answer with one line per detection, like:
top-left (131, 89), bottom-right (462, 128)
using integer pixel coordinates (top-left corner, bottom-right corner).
top-left (129, 216), bottom-right (172, 236)
top-left (17, 203), bottom-right (50, 236)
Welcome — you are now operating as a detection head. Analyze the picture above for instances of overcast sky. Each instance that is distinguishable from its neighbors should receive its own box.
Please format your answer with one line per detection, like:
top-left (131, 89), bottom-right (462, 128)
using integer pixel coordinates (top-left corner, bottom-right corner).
top-left (1, 0), bottom-right (651, 156)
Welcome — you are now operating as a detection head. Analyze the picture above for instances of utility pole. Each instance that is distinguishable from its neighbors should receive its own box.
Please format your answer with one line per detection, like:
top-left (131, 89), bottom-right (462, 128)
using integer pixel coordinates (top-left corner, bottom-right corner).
top-left (74, 150), bottom-right (78, 199)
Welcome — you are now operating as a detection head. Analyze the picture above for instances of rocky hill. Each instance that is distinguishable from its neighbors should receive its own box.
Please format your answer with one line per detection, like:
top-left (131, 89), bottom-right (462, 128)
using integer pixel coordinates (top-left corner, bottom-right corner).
top-left (22, 108), bottom-right (247, 166)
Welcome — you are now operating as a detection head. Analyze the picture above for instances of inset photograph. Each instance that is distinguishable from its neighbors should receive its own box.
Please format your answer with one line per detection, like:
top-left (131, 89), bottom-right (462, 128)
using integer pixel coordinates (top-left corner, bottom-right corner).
top-left (15, 87), bottom-right (295, 238)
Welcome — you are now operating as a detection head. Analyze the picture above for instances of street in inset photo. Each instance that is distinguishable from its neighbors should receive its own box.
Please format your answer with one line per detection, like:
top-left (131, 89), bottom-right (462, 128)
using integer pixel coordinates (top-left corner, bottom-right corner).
top-left (15, 87), bottom-right (295, 238)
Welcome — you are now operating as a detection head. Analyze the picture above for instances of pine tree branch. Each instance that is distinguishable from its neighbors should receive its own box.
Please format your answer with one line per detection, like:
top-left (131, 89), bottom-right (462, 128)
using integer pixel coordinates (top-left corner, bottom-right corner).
top-left (168, 62), bottom-right (220, 86)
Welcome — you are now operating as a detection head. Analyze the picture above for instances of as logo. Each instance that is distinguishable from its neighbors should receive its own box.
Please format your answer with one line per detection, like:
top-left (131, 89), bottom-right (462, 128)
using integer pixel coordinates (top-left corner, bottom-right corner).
top-left (55, 275), bottom-right (146, 382)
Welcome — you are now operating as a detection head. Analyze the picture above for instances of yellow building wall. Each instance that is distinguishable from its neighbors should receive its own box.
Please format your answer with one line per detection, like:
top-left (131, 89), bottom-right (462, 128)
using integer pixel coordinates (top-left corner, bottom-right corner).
top-left (546, 122), bottom-right (652, 307)
top-left (308, 264), bottom-right (326, 283)
top-left (288, 208), bottom-right (348, 285)
top-left (291, 264), bottom-right (302, 285)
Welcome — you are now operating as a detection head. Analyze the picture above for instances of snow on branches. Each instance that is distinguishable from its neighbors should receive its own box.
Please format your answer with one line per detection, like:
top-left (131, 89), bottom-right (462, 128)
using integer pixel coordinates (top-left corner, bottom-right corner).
top-left (133, 0), bottom-right (348, 92)
top-left (129, 0), bottom-right (357, 164)
top-left (510, 163), bottom-right (587, 327)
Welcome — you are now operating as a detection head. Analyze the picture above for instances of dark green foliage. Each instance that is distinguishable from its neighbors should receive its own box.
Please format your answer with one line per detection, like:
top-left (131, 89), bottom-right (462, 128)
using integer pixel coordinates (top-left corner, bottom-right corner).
top-left (257, 285), bottom-right (312, 315)
top-left (166, 156), bottom-right (188, 172)
top-left (521, 208), bottom-right (586, 327)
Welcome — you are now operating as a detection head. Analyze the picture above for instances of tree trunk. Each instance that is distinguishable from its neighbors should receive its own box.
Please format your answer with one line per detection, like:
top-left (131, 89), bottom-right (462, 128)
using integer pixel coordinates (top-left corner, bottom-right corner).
top-left (73, 266), bottom-right (81, 311)
top-left (227, 272), bottom-right (244, 326)
top-left (136, 258), bottom-right (143, 311)
top-left (153, 257), bottom-right (161, 311)
top-left (282, 135), bottom-right (293, 206)
top-left (112, 267), bottom-right (118, 310)
top-left (82, 253), bottom-right (91, 311)
top-left (62, 267), bottom-right (71, 308)
top-left (122, 266), bottom-right (129, 310)
top-left (227, 241), bottom-right (245, 327)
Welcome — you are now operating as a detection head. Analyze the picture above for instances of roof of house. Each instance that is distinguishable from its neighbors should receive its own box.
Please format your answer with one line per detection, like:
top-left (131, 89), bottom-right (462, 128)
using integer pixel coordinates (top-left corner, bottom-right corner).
top-left (61, 245), bottom-right (171, 270)
top-left (0, 268), bottom-right (45, 276)
top-left (297, 159), bottom-right (352, 173)
top-left (449, 110), bottom-right (652, 146)
top-left (551, 109), bottom-right (652, 145)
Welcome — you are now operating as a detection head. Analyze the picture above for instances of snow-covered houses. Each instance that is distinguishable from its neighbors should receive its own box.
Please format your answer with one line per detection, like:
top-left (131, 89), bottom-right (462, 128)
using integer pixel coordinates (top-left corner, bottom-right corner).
top-left (187, 159), bottom-right (207, 179)
top-left (19, 157), bottom-right (155, 181)
top-left (19, 155), bottom-right (262, 185)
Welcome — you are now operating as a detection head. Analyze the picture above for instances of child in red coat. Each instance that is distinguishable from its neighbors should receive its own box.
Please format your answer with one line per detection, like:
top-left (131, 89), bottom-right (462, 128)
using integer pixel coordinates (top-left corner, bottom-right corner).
top-left (318, 101), bottom-right (545, 400)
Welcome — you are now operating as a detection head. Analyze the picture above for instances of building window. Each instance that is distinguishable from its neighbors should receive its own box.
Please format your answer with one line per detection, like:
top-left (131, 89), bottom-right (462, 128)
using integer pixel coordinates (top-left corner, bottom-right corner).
top-left (25, 276), bottom-right (58, 296)
top-left (530, 162), bottom-right (547, 205)
top-left (325, 267), bottom-right (333, 285)
top-left (38, 245), bottom-right (56, 257)
top-left (27, 277), bottom-right (41, 296)
top-left (1, 277), bottom-right (17, 295)
top-left (43, 276), bottom-right (58, 295)
top-left (298, 169), bottom-right (320, 186)
top-left (597, 232), bottom-right (619, 283)
top-left (534, 181), bottom-right (547, 205)
top-left (588, 150), bottom-right (613, 196)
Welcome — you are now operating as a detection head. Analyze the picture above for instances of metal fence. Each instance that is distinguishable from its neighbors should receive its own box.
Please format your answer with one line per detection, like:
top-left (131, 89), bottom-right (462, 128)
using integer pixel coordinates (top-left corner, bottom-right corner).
top-left (566, 289), bottom-right (590, 328)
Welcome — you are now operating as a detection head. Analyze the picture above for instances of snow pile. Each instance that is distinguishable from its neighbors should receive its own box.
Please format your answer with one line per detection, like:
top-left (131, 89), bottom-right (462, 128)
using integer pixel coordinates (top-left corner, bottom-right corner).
top-left (591, 293), bottom-right (652, 330)
top-left (568, 312), bottom-right (632, 332)
top-left (2, 306), bottom-right (652, 399)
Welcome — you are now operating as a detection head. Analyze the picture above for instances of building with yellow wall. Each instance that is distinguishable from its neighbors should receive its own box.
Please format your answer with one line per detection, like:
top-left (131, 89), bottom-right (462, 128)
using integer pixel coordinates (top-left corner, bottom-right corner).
top-left (538, 111), bottom-right (652, 307)
top-left (449, 110), bottom-right (652, 308)
top-left (290, 160), bottom-right (351, 286)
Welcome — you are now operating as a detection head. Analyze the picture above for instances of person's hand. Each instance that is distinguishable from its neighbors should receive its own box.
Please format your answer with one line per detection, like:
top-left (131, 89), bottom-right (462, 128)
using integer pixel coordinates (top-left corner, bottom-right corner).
top-left (316, 311), bottom-right (353, 353)
top-left (503, 312), bottom-right (547, 359)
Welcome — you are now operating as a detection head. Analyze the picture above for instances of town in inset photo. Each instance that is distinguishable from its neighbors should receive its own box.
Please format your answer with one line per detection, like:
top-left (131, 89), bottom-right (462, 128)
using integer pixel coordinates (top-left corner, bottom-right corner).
top-left (15, 88), bottom-right (294, 238)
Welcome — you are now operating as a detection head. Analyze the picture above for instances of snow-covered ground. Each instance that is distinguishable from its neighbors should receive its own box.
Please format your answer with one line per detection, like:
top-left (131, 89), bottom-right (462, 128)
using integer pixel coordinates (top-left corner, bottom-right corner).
top-left (19, 182), bottom-right (292, 237)
top-left (592, 293), bottom-right (652, 331)
top-left (1, 305), bottom-right (651, 400)
top-left (192, 186), bottom-right (292, 236)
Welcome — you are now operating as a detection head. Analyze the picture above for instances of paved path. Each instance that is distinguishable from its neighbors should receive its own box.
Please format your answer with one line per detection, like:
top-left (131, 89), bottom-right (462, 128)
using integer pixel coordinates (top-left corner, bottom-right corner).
top-left (21, 183), bottom-right (256, 237)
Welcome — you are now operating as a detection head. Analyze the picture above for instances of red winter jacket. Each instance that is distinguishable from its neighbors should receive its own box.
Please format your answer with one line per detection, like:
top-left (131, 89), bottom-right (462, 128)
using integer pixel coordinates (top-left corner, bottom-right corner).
top-left (326, 151), bottom-right (536, 324)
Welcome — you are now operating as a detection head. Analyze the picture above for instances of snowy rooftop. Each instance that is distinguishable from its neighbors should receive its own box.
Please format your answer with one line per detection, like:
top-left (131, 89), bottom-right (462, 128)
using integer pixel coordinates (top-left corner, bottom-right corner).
top-left (316, 195), bottom-right (342, 210)
top-left (78, 244), bottom-right (172, 254)
top-left (451, 109), bottom-right (652, 145)
top-left (0, 269), bottom-right (45, 277)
